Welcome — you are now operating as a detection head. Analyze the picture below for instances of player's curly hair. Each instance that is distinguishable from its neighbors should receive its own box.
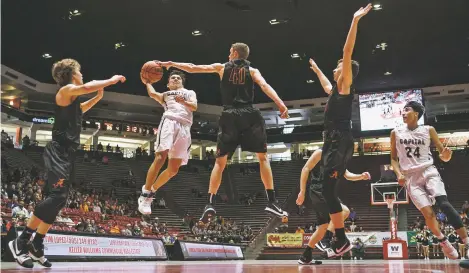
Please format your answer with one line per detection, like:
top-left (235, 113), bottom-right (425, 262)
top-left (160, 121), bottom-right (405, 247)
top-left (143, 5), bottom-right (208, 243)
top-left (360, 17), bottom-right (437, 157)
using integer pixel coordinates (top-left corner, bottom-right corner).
top-left (338, 59), bottom-right (360, 79)
top-left (169, 70), bottom-right (186, 85)
top-left (52, 59), bottom-right (81, 87)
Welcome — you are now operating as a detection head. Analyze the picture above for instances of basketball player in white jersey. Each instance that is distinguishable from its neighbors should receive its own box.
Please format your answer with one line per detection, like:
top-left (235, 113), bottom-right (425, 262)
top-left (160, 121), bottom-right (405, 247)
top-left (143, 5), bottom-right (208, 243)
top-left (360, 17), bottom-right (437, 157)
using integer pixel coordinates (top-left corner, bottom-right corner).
top-left (138, 70), bottom-right (197, 214)
top-left (390, 101), bottom-right (469, 259)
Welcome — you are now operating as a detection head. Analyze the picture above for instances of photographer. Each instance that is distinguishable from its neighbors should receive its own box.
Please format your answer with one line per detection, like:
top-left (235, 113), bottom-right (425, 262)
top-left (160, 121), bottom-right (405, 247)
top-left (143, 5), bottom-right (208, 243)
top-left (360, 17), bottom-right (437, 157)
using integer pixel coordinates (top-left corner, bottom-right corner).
top-left (352, 237), bottom-right (365, 260)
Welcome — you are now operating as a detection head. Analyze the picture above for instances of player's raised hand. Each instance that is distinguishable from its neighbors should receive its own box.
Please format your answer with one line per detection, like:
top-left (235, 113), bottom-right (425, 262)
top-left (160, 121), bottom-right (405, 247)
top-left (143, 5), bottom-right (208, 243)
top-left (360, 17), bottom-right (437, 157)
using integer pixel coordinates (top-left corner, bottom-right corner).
top-left (158, 61), bottom-right (174, 69)
top-left (353, 4), bottom-right (372, 21)
top-left (398, 174), bottom-right (406, 186)
top-left (309, 58), bottom-right (319, 72)
top-left (110, 75), bottom-right (126, 84)
top-left (439, 147), bottom-right (452, 162)
top-left (361, 172), bottom-right (371, 180)
top-left (296, 191), bottom-right (305, 206)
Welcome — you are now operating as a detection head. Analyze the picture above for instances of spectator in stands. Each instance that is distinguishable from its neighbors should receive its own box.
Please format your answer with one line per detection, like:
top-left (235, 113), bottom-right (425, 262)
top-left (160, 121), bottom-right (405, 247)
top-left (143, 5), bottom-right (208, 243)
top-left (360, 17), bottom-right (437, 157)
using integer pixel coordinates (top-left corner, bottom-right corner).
top-left (12, 201), bottom-right (28, 219)
top-left (76, 218), bottom-right (86, 232)
top-left (350, 221), bottom-right (357, 232)
top-left (296, 226), bottom-right (305, 234)
top-left (351, 238), bottom-right (365, 260)
top-left (121, 224), bottom-right (132, 236)
top-left (116, 144), bottom-right (121, 153)
top-left (414, 216), bottom-right (424, 230)
top-left (95, 142), bottom-right (103, 152)
top-left (110, 223), bottom-right (120, 234)
top-left (22, 135), bottom-right (30, 149)
top-left (93, 201), bottom-right (101, 213)
top-left (7, 184), bottom-right (19, 199)
top-left (102, 155), bottom-right (109, 165)
top-left (25, 205), bottom-right (34, 219)
top-left (462, 201), bottom-right (469, 217)
top-left (158, 198), bottom-right (167, 209)
top-left (460, 211), bottom-right (469, 226)
top-left (1, 184), bottom-right (8, 199)
top-left (160, 223), bottom-right (168, 234)
top-left (83, 152), bottom-right (89, 162)
top-left (348, 208), bottom-right (357, 222)
top-left (162, 233), bottom-right (171, 244)
top-left (7, 196), bottom-right (19, 209)
top-left (104, 143), bottom-right (110, 152)
top-left (80, 201), bottom-right (89, 212)
top-left (436, 209), bottom-right (447, 223)
top-left (358, 226), bottom-right (364, 232)
top-left (132, 225), bottom-right (143, 237)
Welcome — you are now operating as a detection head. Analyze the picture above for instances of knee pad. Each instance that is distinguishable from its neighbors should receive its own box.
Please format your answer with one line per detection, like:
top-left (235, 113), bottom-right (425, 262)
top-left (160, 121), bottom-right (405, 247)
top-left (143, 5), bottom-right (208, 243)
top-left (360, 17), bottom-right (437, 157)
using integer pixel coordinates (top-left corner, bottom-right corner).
top-left (34, 191), bottom-right (69, 224)
top-left (322, 175), bottom-right (343, 214)
top-left (436, 195), bottom-right (463, 229)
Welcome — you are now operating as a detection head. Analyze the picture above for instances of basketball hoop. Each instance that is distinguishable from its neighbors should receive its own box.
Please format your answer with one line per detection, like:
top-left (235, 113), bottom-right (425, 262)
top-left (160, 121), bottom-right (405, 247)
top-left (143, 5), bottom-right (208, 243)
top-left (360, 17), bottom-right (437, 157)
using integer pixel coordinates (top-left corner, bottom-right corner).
top-left (386, 198), bottom-right (394, 210)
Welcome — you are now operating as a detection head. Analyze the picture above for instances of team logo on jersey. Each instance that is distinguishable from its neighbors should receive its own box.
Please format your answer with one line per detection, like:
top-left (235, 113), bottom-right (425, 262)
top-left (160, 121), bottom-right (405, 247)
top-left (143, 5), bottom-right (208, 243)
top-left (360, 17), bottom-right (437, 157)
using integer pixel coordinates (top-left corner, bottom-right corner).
top-left (52, 178), bottom-right (65, 188)
top-left (329, 170), bottom-right (339, 179)
top-left (399, 139), bottom-right (425, 145)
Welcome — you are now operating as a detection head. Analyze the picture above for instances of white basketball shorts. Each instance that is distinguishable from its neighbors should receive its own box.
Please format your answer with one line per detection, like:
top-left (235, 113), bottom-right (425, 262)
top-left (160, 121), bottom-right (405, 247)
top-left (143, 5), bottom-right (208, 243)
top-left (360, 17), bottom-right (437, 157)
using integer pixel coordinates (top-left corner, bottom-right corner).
top-left (405, 165), bottom-right (447, 210)
top-left (155, 117), bottom-right (191, 165)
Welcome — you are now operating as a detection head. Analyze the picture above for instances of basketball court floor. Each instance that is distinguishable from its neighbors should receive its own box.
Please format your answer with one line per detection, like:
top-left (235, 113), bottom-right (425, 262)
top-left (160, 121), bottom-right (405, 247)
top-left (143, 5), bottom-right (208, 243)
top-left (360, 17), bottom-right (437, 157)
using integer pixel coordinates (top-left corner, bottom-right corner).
top-left (2, 260), bottom-right (467, 273)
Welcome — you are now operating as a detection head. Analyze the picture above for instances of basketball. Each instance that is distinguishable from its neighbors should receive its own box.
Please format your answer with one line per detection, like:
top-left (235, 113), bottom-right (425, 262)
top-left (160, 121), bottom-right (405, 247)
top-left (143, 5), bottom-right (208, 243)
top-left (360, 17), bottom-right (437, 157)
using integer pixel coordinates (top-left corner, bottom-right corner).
top-left (141, 61), bottom-right (163, 83)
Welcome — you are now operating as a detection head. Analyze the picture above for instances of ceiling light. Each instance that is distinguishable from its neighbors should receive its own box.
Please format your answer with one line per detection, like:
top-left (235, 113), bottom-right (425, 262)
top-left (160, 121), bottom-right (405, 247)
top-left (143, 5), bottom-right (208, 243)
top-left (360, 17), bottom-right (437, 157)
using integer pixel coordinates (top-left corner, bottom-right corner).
top-left (384, 71), bottom-right (392, 76)
top-left (42, 53), bottom-right (52, 59)
top-left (115, 42), bottom-right (126, 50)
top-left (269, 18), bottom-right (289, 25)
top-left (373, 4), bottom-right (382, 10)
top-left (192, 30), bottom-right (203, 36)
top-left (67, 9), bottom-right (82, 20)
top-left (376, 42), bottom-right (388, 50)
top-left (306, 80), bottom-right (314, 83)
top-left (9, 100), bottom-right (14, 106)
top-left (291, 53), bottom-right (300, 59)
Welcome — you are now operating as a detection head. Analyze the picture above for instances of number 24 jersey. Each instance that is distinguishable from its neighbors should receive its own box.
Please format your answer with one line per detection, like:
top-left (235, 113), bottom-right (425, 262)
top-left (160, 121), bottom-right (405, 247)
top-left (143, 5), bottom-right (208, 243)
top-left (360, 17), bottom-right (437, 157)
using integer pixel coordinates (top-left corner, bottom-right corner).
top-left (395, 125), bottom-right (434, 174)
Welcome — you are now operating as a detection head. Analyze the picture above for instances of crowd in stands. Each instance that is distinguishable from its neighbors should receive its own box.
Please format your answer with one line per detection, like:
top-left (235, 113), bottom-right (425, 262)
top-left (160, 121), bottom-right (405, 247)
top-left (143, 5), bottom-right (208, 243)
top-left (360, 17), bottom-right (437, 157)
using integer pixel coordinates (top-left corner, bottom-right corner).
top-left (0, 155), bottom-right (181, 244)
top-left (187, 215), bottom-right (253, 244)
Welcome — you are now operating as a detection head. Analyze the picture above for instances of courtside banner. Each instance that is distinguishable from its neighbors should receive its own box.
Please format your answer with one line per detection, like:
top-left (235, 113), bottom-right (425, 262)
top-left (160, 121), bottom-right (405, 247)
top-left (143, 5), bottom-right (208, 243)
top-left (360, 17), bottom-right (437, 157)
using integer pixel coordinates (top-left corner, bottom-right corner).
top-left (19, 231), bottom-right (167, 260)
top-left (178, 241), bottom-right (244, 260)
top-left (302, 232), bottom-right (409, 247)
top-left (267, 233), bottom-right (303, 248)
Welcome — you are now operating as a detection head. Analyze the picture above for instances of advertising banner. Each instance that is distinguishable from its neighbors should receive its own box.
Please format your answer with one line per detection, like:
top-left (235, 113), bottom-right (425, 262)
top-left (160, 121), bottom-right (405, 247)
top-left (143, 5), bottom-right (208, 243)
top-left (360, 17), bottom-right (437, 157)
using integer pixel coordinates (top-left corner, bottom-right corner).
top-left (266, 233), bottom-right (303, 248)
top-left (19, 232), bottom-right (167, 260)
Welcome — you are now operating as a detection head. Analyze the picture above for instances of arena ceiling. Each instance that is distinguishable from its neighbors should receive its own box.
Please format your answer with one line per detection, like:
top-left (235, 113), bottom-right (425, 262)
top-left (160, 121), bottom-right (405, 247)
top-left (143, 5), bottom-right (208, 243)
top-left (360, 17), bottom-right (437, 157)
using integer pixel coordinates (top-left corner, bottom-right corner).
top-left (2, 0), bottom-right (469, 105)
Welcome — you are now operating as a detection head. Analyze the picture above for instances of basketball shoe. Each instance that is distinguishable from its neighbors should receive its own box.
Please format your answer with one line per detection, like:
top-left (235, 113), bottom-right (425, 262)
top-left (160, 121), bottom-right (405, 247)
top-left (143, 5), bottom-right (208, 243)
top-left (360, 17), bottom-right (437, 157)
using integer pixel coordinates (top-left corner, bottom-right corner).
top-left (9, 238), bottom-right (34, 268)
top-left (439, 237), bottom-right (459, 260)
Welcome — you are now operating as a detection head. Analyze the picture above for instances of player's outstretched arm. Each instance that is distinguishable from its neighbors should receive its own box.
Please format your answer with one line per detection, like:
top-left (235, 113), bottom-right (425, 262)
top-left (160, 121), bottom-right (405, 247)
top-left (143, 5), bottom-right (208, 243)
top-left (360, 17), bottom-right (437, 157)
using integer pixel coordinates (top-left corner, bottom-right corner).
top-left (390, 130), bottom-right (406, 186)
top-left (57, 75), bottom-right (125, 107)
top-left (309, 58), bottom-right (332, 94)
top-left (159, 61), bottom-right (224, 74)
top-left (339, 4), bottom-right (372, 94)
top-left (80, 89), bottom-right (104, 114)
top-left (429, 126), bottom-right (452, 162)
top-left (250, 68), bottom-right (289, 119)
top-left (344, 170), bottom-right (371, 181)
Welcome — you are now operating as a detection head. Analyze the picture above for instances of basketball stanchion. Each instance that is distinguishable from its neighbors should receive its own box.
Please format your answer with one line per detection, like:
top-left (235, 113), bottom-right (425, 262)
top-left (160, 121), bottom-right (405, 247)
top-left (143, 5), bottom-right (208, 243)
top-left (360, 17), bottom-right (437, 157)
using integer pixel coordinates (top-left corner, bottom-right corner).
top-left (382, 197), bottom-right (408, 260)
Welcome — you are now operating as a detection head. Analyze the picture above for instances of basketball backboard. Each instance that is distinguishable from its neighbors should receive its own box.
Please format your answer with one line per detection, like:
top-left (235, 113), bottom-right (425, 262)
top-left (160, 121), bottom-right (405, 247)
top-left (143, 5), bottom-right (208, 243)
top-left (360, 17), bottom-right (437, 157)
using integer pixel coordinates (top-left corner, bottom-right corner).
top-left (371, 182), bottom-right (409, 206)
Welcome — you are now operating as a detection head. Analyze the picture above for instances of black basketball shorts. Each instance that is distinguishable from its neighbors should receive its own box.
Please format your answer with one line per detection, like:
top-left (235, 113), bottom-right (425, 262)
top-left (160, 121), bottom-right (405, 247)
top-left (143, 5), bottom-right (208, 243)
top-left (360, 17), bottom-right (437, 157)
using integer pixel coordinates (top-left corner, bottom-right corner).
top-left (216, 107), bottom-right (267, 157)
top-left (42, 141), bottom-right (76, 194)
top-left (321, 130), bottom-right (354, 179)
top-left (309, 184), bottom-right (344, 225)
